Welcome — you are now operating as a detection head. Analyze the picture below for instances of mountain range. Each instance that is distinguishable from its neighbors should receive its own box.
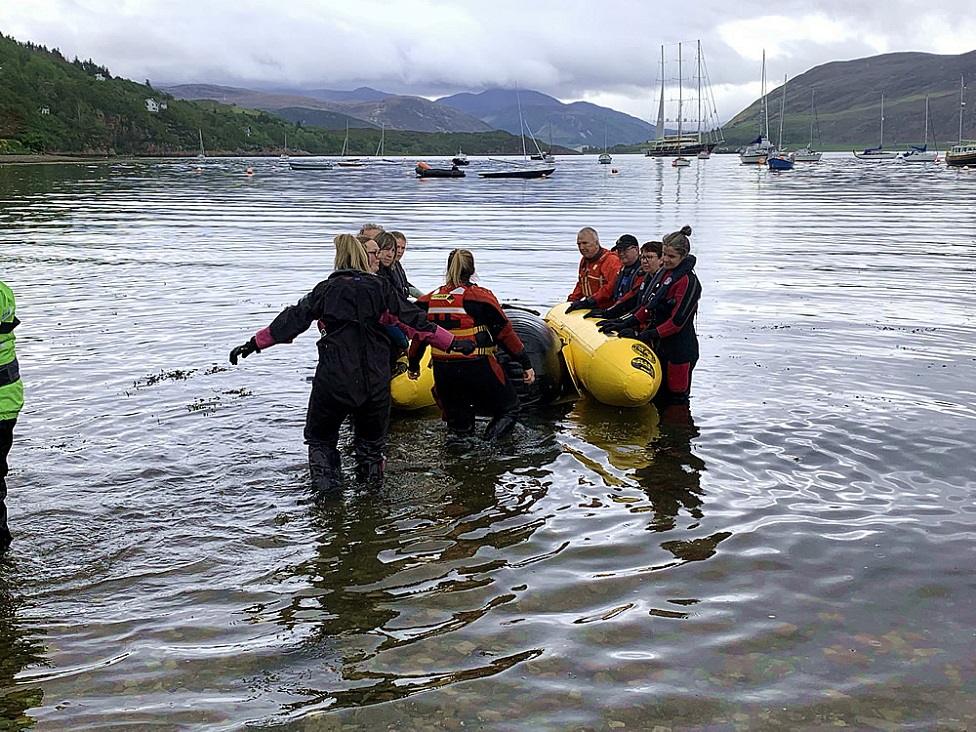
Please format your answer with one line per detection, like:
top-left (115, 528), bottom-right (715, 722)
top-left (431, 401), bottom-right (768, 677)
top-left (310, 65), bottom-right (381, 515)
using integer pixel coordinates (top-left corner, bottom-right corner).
top-left (724, 50), bottom-right (976, 148)
top-left (164, 84), bottom-right (655, 147)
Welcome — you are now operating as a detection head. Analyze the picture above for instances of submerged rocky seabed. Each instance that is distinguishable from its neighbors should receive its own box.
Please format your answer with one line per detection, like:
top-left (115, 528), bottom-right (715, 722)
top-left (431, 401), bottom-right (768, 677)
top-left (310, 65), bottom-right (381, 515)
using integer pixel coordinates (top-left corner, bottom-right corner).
top-left (1, 154), bottom-right (974, 729)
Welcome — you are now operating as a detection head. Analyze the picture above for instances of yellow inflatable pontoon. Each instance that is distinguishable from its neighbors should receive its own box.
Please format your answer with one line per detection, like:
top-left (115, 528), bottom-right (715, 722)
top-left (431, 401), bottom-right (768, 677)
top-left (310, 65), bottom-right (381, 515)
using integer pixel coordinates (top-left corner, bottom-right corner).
top-left (390, 303), bottom-right (662, 410)
top-left (545, 302), bottom-right (662, 407)
top-left (390, 348), bottom-right (436, 410)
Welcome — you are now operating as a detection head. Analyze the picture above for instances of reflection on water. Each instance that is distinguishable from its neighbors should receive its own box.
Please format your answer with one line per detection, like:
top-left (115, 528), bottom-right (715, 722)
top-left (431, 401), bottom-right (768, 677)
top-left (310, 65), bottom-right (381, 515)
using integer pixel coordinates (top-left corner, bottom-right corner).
top-left (1, 154), bottom-right (975, 729)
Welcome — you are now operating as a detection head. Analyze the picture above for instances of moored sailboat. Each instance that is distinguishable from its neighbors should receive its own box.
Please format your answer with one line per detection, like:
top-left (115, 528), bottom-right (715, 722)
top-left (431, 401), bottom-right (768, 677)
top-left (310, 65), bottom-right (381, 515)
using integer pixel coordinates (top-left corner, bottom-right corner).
top-left (901, 96), bottom-right (938, 162)
top-left (337, 122), bottom-right (364, 167)
top-left (479, 87), bottom-right (556, 179)
top-left (766, 74), bottom-right (795, 170)
top-left (671, 42), bottom-right (691, 167)
top-left (645, 41), bottom-right (723, 157)
top-left (740, 50), bottom-right (774, 164)
top-left (599, 121), bottom-right (612, 164)
top-left (853, 93), bottom-right (898, 160)
top-left (792, 89), bottom-right (822, 162)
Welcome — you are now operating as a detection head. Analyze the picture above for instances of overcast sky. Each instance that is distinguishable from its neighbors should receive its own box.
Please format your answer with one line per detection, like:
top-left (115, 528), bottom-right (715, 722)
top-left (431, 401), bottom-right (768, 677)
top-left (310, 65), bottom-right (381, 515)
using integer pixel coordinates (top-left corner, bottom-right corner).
top-left (2, 1), bottom-right (974, 121)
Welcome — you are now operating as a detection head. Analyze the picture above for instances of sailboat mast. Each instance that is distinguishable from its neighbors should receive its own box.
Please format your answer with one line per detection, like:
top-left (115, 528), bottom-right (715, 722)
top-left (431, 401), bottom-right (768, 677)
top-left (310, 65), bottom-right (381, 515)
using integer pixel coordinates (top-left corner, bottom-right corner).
top-left (656, 45), bottom-right (666, 140)
top-left (880, 93), bottom-right (885, 147)
top-left (677, 42), bottom-right (683, 142)
top-left (808, 89), bottom-right (815, 147)
top-left (697, 40), bottom-right (702, 144)
top-left (761, 49), bottom-right (769, 139)
top-left (960, 76), bottom-right (966, 144)
top-left (516, 86), bottom-right (527, 160)
top-left (924, 96), bottom-right (929, 146)
top-left (778, 74), bottom-right (787, 150)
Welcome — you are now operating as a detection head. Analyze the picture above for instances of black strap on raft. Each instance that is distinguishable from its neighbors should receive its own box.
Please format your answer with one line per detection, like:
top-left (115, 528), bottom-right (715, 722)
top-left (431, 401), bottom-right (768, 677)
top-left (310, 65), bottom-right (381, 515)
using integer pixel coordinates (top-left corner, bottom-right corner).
top-left (0, 358), bottom-right (19, 388)
top-left (0, 317), bottom-right (18, 335)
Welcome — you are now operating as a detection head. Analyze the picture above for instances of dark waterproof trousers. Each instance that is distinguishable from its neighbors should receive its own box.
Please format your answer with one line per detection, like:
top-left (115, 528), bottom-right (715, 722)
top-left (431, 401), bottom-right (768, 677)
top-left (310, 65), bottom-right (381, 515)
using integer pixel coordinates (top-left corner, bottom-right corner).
top-left (0, 418), bottom-right (15, 547)
top-left (303, 381), bottom-right (390, 491)
top-left (432, 357), bottom-right (520, 441)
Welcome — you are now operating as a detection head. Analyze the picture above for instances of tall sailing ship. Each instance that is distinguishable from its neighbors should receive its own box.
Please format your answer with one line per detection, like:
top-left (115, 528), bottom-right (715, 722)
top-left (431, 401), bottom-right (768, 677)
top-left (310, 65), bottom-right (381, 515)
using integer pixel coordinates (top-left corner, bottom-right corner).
top-left (644, 40), bottom-right (724, 157)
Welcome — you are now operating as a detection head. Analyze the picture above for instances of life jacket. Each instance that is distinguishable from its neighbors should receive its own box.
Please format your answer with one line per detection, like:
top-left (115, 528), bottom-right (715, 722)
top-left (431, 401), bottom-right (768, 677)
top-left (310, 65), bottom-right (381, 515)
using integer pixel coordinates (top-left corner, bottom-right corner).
top-left (577, 249), bottom-right (615, 298)
top-left (424, 284), bottom-right (496, 360)
top-left (0, 281), bottom-right (24, 420)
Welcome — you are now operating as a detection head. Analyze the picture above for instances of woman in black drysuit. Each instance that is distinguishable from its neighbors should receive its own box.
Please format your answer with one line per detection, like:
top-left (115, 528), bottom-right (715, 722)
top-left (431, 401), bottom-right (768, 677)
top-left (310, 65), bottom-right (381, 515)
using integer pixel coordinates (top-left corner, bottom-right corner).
top-left (228, 234), bottom-right (474, 494)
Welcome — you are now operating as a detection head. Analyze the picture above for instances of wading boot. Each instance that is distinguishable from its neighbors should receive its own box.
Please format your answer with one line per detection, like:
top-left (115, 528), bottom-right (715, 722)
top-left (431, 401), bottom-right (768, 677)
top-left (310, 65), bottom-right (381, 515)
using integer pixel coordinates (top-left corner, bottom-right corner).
top-left (308, 443), bottom-right (342, 499)
top-left (353, 437), bottom-right (386, 487)
top-left (0, 478), bottom-right (9, 553)
top-left (483, 412), bottom-right (518, 443)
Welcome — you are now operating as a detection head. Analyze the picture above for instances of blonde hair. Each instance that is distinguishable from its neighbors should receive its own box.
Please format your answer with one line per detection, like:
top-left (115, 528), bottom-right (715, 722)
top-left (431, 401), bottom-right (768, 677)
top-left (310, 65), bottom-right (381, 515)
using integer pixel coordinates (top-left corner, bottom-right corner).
top-left (334, 233), bottom-right (370, 272)
top-left (662, 225), bottom-right (692, 257)
top-left (446, 249), bottom-right (475, 287)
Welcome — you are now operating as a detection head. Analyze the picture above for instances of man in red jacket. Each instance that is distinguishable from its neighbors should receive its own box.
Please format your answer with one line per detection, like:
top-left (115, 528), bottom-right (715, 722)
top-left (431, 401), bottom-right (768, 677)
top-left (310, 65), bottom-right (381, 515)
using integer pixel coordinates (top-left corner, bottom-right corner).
top-left (567, 227), bottom-right (621, 311)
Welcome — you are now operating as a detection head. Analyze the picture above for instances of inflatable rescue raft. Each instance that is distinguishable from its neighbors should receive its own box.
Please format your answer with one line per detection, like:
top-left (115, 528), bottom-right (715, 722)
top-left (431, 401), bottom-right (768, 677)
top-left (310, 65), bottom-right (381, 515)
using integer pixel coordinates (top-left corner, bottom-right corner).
top-left (544, 302), bottom-right (662, 408)
top-left (390, 303), bottom-right (662, 410)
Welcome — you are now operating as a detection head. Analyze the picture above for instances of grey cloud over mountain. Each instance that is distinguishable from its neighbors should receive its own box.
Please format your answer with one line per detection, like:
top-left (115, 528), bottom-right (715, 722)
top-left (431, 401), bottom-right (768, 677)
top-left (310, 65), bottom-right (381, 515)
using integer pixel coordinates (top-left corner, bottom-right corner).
top-left (2, 1), bottom-right (973, 120)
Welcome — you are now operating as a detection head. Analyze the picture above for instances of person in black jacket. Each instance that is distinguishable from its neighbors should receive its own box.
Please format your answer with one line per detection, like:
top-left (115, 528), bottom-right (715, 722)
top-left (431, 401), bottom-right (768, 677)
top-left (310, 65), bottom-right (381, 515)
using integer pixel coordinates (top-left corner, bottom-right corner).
top-left (228, 234), bottom-right (474, 494)
top-left (391, 231), bottom-right (422, 299)
top-left (601, 226), bottom-right (701, 404)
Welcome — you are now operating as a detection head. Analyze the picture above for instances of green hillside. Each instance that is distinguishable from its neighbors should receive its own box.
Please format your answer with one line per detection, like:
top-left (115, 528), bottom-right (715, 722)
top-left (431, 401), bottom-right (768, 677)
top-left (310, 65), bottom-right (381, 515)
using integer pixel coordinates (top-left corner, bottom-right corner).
top-left (724, 50), bottom-right (976, 149)
top-left (0, 33), bottom-right (547, 156)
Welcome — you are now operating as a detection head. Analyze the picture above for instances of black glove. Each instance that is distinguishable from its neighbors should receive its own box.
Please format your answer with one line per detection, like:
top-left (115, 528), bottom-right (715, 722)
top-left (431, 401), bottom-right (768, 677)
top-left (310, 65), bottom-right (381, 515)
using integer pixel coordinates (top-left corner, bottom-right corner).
top-left (229, 337), bottom-right (260, 365)
top-left (566, 298), bottom-right (594, 313)
top-left (599, 314), bottom-right (638, 334)
top-left (618, 328), bottom-right (637, 339)
top-left (583, 308), bottom-right (608, 319)
top-left (447, 337), bottom-right (476, 355)
top-left (637, 328), bottom-right (660, 348)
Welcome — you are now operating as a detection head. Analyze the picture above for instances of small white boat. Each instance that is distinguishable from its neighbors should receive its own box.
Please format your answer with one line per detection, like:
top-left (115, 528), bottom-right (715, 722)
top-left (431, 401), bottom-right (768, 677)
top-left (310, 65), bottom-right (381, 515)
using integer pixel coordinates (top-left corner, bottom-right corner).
top-left (697, 150), bottom-right (710, 159)
top-left (854, 93), bottom-right (897, 160)
top-left (793, 147), bottom-right (822, 162)
top-left (598, 152), bottom-right (612, 164)
top-left (289, 158), bottom-right (334, 170)
top-left (900, 97), bottom-right (939, 162)
top-left (793, 90), bottom-right (822, 162)
top-left (901, 146), bottom-right (938, 163)
top-left (336, 122), bottom-right (365, 167)
top-left (672, 156), bottom-right (691, 167)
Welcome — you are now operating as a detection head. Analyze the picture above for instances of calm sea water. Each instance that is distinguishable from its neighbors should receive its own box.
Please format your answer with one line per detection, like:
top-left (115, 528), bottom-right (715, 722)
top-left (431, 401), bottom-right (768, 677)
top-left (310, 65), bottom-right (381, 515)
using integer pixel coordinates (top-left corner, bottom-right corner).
top-left (1, 154), bottom-right (975, 730)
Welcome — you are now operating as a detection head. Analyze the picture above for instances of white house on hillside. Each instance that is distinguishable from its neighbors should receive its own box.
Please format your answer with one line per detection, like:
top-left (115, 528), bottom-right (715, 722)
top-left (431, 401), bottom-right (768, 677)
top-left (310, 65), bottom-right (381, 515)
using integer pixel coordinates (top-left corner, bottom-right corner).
top-left (145, 98), bottom-right (160, 113)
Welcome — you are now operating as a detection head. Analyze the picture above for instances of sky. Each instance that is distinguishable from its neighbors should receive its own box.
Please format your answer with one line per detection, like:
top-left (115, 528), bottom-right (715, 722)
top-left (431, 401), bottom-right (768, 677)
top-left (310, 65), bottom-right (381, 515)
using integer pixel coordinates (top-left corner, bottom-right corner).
top-left (2, 1), bottom-right (974, 122)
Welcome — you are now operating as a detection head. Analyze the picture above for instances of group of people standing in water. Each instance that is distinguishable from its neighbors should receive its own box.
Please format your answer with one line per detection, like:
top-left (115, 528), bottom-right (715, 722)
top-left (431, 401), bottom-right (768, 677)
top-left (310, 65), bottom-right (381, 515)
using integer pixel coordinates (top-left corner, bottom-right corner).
top-left (565, 224), bottom-right (701, 405)
top-left (228, 222), bottom-right (700, 497)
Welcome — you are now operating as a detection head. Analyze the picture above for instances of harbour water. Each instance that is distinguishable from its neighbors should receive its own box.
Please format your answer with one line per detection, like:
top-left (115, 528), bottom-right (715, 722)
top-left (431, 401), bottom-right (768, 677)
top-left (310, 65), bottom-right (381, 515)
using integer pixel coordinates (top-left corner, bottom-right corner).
top-left (1, 154), bottom-right (975, 730)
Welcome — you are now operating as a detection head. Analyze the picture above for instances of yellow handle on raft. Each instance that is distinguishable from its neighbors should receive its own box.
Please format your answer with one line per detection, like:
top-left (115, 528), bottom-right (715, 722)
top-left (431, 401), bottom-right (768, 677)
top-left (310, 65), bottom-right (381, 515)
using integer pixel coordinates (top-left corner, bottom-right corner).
top-left (390, 348), bottom-right (436, 410)
top-left (544, 302), bottom-right (662, 407)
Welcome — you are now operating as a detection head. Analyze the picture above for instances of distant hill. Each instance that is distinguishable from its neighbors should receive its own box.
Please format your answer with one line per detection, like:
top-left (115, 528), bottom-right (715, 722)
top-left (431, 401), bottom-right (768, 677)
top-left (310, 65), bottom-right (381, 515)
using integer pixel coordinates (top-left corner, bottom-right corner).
top-left (0, 33), bottom-right (555, 156)
top-left (166, 84), bottom-right (492, 133)
top-left (724, 50), bottom-right (976, 148)
top-left (274, 107), bottom-right (378, 130)
top-left (437, 88), bottom-right (656, 147)
top-left (293, 86), bottom-right (393, 103)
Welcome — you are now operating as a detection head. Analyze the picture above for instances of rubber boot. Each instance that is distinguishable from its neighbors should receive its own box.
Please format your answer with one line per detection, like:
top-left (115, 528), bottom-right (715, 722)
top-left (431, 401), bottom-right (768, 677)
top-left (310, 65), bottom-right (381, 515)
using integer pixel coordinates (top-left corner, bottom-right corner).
top-left (0, 478), bottom-right (10, 553)
top-left (308, 442), bottom-right (342, 498)
top-left (445, 425), bottom-right (476, 450)
top-left (354, 437), bottom-right (385, 487)
top-left (483, 412), bottom-right (519, 443)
